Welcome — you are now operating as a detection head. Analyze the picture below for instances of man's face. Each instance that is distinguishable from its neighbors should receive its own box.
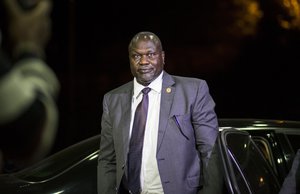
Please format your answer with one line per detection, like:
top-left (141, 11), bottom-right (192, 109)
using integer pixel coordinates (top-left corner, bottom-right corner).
top-left (129, 40), bottom-right (165, 86)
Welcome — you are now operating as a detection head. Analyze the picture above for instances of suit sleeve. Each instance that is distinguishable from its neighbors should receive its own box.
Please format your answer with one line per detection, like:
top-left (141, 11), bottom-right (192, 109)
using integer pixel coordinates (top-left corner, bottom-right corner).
top-left (192, 80), bottom-right (219, 167)
top-left (97, 93), bottom-right (117, 194)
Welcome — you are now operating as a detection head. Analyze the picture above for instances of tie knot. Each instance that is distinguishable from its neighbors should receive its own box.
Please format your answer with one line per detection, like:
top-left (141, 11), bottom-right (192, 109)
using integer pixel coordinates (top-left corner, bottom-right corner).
top-left (142, 87), bottom-right (151, 95)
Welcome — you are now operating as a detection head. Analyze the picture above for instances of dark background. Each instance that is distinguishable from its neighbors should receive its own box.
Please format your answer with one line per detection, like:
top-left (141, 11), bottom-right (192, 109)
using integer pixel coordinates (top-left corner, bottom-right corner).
top-left (8, 0), bottom-right (300, 153)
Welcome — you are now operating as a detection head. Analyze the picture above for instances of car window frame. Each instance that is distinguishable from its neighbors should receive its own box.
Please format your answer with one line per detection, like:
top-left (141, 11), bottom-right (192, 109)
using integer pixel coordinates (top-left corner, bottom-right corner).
top-left (218, 128), bottom-right (281, 194)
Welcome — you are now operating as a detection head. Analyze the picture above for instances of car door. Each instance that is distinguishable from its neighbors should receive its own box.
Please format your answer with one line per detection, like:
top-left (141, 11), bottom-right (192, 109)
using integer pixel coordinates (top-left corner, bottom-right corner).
top-left (218, 128), bottom-right (281, 194)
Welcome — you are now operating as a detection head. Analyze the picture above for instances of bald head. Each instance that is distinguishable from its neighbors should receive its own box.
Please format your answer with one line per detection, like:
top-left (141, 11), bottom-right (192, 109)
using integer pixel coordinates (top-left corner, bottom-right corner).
top-left (128, 31), bottom-right (163, 52)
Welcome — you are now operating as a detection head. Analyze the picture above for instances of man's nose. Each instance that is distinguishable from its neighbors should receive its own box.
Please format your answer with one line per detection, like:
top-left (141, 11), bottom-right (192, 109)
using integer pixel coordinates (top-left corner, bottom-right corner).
top-left (139, 55), bottom-right (149, 64)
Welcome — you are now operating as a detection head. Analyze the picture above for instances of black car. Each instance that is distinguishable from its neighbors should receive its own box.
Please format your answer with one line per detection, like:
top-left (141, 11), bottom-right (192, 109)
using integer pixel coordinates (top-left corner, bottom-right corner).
top-left (0, 118), bottom-right (299, 194)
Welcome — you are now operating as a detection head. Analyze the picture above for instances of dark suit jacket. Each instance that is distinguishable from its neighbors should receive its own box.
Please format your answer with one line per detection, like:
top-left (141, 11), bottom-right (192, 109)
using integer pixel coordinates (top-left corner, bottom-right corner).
top-left (97, 71), bottom-right (219, 194)
top-left (279, 149), bottom-right (300, 194)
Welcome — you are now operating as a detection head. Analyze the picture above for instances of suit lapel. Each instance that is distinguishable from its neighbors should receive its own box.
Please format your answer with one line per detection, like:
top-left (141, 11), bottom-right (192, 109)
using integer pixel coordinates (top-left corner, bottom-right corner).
top-left (119, 84), bottom-right (133, 161)
top-left (157, 72), bottom-right (175, 152)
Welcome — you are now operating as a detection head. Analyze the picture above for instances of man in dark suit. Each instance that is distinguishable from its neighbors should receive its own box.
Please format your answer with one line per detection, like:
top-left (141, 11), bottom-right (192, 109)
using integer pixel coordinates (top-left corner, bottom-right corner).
top-left (97, 31), bottom-right (219, 194)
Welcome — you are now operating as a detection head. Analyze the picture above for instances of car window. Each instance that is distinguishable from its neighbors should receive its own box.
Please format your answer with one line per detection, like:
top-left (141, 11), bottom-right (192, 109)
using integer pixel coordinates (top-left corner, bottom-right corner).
top-left (220, 129), bottom-right (281, 194)
top-left (287, 134), bottom-right (300, 153)
top-left (252, 136), bottom-right (277, 173)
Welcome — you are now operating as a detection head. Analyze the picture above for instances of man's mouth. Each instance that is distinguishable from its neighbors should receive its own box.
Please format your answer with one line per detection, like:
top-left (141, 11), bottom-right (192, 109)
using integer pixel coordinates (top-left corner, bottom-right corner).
top-left (138, 68), bottom-right (152, 74)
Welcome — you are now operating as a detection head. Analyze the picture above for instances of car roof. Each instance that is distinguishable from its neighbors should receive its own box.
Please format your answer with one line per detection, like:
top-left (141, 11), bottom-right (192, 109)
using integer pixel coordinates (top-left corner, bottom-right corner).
top-left (219, 118), bottom-right (300, 134)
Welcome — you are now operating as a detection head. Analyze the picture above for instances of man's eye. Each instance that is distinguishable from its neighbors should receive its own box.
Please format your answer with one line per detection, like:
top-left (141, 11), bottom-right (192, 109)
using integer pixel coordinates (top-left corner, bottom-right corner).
top-left (147, 53), bottom-right (155, 58)
top-left (132, 54), bottom-right (141, 59)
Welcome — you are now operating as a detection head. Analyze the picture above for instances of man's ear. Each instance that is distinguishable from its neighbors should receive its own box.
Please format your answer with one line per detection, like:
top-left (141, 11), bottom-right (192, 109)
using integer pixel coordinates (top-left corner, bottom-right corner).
top-left (161, 51), bottom-right (165, 64)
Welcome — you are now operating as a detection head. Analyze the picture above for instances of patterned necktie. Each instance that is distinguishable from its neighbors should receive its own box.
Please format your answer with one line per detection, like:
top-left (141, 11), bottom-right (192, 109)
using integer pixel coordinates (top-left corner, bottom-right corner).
top-left (127, 87), bottom-right (151, 194)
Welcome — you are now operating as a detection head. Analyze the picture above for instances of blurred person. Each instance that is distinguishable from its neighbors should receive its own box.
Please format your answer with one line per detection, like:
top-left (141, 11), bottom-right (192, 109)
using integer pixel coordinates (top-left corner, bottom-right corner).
top-left (279, 149), bottom-right (300, 194)
top-left (97, 31), bottom-right (219, 194)
top-left (0, 0), bottom-right (59, 173)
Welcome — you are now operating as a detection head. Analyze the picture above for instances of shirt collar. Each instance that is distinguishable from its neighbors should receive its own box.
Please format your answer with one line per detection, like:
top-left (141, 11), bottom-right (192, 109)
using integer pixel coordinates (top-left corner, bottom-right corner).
top-left (133, 71), bottom-right (163, 99)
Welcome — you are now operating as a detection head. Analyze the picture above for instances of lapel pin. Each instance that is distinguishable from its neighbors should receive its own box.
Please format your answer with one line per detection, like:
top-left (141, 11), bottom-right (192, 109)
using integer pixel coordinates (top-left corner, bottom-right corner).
top-left (166, 87), bottom-right (172, 93)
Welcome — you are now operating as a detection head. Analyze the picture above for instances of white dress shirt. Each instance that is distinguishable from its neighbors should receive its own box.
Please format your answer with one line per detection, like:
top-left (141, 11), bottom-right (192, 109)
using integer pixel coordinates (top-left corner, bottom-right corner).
top-left (130, 72), bottom-right (164, 194)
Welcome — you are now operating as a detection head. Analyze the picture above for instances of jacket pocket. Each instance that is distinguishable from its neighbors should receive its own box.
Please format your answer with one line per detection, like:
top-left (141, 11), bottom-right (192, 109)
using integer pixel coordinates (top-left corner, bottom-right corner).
top-left (173, 114), bottom-right (193, 140)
